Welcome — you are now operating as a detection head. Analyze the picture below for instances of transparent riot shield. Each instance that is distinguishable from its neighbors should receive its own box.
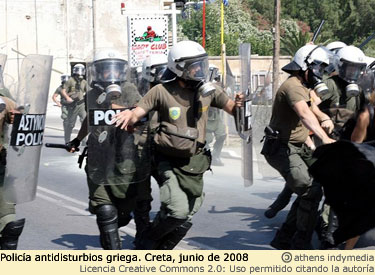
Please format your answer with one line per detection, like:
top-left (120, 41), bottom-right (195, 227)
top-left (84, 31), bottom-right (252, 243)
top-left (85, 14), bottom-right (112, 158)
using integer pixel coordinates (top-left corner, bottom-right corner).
top-left (86, 49), bottom-right (151, 185)
top-left (251, 76), bottom-right (280, 179)
top-left (238, 43), bottom-right (253, 187)
top-left (3, 54), bottom-right (53, 203)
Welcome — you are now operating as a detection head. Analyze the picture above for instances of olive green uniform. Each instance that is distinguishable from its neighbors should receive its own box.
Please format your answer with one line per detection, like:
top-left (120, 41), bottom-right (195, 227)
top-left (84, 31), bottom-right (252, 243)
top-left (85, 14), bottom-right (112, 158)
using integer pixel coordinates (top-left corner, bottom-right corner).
top-left (85, 82), bottom-right (152, 249)
top-left (135, 81), bottom-right (229, 249)
top-left (262, 76), bottom-right (322, 249)
top-left (53, 85), bottom-right (69, 135)
top-left (62, 77), bottom-right (87, 143)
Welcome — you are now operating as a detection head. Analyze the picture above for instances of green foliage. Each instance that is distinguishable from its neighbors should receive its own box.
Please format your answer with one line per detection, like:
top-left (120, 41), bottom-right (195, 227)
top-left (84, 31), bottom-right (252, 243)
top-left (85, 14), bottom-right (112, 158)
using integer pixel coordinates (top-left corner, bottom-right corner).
top-left (179, 0), bottom-right (273, 56)
top-left (281, 30), bottom-right (311, 56)
top-left (179, 0), bottom-right (375, 57)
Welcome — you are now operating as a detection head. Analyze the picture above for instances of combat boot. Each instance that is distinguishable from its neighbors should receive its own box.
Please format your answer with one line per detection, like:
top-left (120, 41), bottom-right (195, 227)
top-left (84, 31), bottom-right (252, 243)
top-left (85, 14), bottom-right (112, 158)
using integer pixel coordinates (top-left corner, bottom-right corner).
top-left (156, 221), bottom-right (193, 250)
top-left (135, 216), bottom-right (187, 250)
top-left (96, 205), bottom-right (121, 250)
top-left (133, 200), bottom-right (152, 247)
top-left (264, 185), bottom-right (293, 219)
top-left (0, 218), bottom-right (26, 250)
top-left (270, 224), bottom-right (296, 250)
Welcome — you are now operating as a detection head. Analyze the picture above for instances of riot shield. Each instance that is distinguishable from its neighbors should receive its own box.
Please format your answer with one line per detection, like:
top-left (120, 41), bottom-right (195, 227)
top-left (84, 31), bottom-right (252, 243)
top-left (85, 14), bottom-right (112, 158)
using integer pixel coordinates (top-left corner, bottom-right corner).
top-left (3, 54), bottom-right (53, 203)
top-left (86, 49), bottom-right (151, 185)
top-left (238, 43), bottom-right (253, 187)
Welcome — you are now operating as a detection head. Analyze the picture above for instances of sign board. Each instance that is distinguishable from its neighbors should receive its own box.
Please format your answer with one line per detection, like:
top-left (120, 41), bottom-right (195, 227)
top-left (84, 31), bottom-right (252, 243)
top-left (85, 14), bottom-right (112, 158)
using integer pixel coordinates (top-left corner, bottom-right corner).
top-left (127, 16), bottom-right (169, 67)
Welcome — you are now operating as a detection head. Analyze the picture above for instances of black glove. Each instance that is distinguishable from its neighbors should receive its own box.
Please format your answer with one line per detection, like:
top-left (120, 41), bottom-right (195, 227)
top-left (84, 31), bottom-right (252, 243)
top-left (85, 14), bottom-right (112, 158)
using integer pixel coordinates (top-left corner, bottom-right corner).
top-left (66, 138), bottom-right (81, 152)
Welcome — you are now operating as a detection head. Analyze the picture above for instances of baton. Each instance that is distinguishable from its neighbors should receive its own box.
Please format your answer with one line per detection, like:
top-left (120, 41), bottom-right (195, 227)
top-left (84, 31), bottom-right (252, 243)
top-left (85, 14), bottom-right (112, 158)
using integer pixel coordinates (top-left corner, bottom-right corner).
top-left (359, 32), bottom-right (375, 50)
top-left (312, 20), bottom-right (325, 43)
top-left (45, 143), bottom-right (79, 152)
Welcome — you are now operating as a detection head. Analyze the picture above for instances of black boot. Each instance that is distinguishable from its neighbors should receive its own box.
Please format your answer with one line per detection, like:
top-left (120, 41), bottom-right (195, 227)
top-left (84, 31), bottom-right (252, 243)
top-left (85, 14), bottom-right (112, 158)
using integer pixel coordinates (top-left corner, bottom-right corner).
top-left (156, 221), bottom-right (193, 250)
top-left (265, 185), bottom-right (293, 219)
top-left (135, 216), bottom-right (187, 250)
top-left (133, 200), bottom-right (152, 247)
top-left (0, 219), bottom-right (26, 250)
top-left (270, 223), bottom-right (296, 250)
top-left (96, 205), bottom-right (121, 250)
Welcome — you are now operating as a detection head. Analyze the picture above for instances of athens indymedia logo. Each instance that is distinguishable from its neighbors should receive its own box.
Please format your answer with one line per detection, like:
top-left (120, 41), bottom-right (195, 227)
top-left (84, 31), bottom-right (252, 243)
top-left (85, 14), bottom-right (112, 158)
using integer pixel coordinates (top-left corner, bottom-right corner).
top-left (10, 114), bottom-right (45, 146)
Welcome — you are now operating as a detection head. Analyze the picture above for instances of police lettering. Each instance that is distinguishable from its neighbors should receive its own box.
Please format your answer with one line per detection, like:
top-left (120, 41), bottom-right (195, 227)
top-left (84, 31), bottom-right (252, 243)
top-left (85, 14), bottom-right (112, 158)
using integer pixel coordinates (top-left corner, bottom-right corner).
top-left (18, 114), bottom-right (45, 131)
top-left (10, 114), bottom-right (45, 146)
top-left (92, 109), bottom-right (122, 126)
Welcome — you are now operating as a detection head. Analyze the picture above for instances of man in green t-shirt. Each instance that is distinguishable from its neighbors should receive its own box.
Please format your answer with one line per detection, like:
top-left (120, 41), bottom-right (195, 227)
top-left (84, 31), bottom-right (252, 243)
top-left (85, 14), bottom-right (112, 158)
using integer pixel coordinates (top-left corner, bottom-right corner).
top-left (261, 45), bottom-right (335, 250)
top-left (60, 64), bottom-right (87, 143)
top-left (113, 41), bottom-right (243, 250)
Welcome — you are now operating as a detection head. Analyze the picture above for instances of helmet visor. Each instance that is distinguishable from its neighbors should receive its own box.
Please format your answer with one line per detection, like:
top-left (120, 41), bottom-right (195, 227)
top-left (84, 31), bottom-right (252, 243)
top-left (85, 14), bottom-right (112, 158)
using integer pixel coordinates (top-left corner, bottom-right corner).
top-left (151, 64), bottom-right (168, 83)
top-left (73, 66), bottom-right (85, 76)
top-left (309, 61), bottom-right (328, 79)
top-left (181, 58), bottom-right (209, 81)
top-left (339, 59), bottom-right (367, 83)
top-left (93, 59), bottom-right (128, 83)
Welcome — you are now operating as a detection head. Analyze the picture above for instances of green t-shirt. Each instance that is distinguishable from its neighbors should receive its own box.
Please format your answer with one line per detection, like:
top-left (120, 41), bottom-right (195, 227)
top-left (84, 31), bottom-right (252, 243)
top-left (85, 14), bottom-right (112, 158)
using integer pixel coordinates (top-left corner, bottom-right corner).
top-left (63, 77), bottom-right (87, 101)
top-left (269, 76), bottom-right (310, 144)
top-left (137, 80), bottom-right (230, 144)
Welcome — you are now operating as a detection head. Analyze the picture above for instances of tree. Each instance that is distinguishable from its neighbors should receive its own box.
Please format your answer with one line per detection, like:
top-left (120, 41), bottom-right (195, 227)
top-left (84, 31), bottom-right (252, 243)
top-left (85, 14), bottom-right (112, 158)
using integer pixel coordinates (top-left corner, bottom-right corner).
top-left (179, 0), bottom-right (273, 56)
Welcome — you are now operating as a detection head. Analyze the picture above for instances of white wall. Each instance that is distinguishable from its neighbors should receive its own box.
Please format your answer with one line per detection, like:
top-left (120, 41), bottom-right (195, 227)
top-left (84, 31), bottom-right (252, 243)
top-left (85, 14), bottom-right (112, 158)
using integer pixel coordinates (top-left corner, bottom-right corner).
top-left (0, 0), bottom-right (165, 98)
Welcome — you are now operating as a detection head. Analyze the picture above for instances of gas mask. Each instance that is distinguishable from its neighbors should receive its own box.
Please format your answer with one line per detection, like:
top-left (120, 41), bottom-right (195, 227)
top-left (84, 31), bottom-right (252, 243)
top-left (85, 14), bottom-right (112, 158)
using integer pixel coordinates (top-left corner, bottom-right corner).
top-left (338, 59), bottom-right (367, 98)
top-left (91, 59), bottom-right (128, 104)
top-left (307, 62), bottom-right (329, 96)
top-left (197, 81), bottom-right (216, 97)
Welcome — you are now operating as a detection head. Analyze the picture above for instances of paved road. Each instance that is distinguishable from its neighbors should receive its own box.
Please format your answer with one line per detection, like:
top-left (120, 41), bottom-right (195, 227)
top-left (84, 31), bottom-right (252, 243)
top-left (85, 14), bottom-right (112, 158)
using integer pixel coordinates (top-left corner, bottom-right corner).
top-left (14, 104), bottom-right (375, 250)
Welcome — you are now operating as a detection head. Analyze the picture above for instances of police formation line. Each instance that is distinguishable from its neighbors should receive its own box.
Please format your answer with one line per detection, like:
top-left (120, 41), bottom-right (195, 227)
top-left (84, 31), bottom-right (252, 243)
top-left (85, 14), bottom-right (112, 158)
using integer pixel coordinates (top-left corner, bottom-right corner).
top-left (1, 40), bottom-right (375, 251)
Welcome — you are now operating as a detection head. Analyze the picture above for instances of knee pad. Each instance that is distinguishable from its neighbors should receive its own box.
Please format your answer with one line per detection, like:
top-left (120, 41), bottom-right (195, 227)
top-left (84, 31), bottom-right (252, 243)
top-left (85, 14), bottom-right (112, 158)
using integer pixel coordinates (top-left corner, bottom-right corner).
top-left (95, 205), bottom-right (121, 250)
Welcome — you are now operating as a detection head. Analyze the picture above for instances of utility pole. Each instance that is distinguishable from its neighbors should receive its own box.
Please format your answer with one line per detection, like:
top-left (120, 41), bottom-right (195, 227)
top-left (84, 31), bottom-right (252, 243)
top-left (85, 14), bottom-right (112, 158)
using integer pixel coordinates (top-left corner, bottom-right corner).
top-left (92, 0), bottom-right (97, 52)
top-left (272, 0), bottom-right (280, 98)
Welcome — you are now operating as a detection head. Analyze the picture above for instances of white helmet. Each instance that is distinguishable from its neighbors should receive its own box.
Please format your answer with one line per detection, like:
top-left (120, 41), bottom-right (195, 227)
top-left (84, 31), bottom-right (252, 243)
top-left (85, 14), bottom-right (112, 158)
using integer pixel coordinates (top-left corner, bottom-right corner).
top-left (326, 41), bottom-right (347, 53)
top-left (90, 48), bottom-right (128, 84)
top-left (72, 63), bottom-right (86, 76)
top-left (60, 75), bottom-right (70, 84)
top-left (282, 45), bottom-right (331, 73)
top-left (142, 55), bottom-right (168, 83)
top-left (165, 40), bottom-right (209, 81)
top-left (336, 45), bottom-right (367, 83)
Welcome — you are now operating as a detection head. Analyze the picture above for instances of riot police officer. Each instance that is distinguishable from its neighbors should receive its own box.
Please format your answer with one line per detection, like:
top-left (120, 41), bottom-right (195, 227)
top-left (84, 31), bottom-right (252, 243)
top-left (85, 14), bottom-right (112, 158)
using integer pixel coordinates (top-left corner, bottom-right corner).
top-left (0, 96), bottom-right (25, 249)
top-left (318, 45), bottom-right (367, 248)
top-left (61, 64), bottom-right (87, 143)
top-left (68, 48), bottom-right (150, 250)
top-left (113, 40), bottom-right (243, 250)
top-left (52, 75), bottom-right (70, 135)
top-left (131, 55), bottom-right (168, 247)
top-left (261, 44), bottom-right (335, 249)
